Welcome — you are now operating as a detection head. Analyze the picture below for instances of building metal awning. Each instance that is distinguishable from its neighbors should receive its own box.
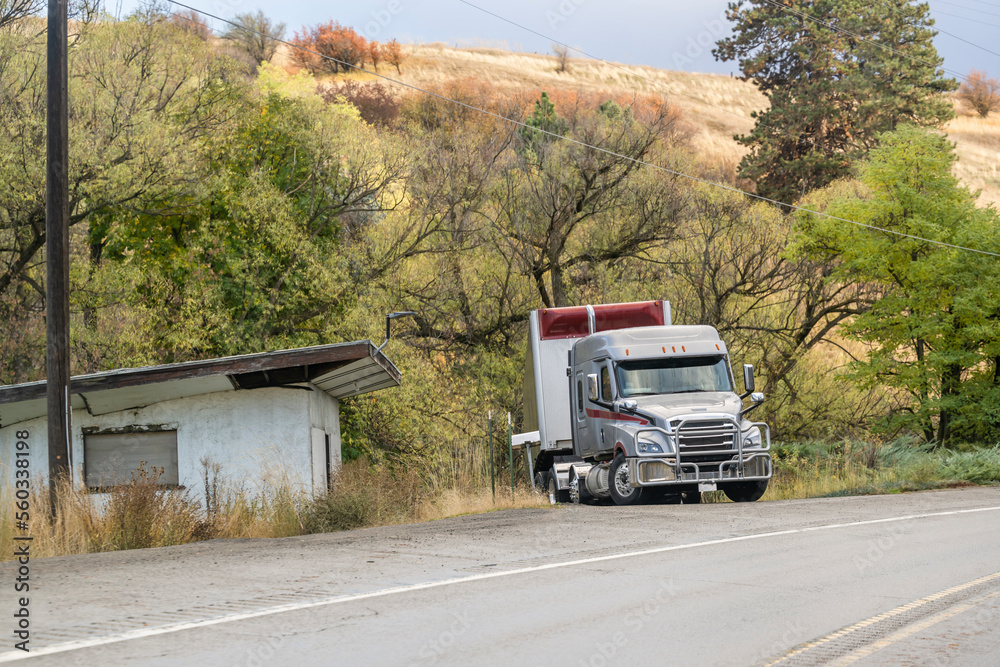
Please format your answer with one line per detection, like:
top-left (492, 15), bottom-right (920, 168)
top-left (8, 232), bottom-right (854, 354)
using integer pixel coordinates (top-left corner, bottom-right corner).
top-left (0, 341), bottom-right (401, 428)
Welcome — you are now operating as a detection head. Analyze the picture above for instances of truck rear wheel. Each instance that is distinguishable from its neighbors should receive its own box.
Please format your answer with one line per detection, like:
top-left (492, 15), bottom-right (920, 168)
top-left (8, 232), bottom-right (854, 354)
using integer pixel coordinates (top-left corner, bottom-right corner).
top-left (547, 474), bottom-right (569, 504)
top-left (608, 454), bottom-right (643, 506)
top-left (723, 480), bottom-right (768, 503)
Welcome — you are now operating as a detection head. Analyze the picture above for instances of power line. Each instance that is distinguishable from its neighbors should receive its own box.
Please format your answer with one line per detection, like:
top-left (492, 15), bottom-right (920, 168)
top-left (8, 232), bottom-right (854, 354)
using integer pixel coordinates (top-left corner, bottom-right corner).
top-left (931, 18), bottom-right (1000, 58)
top-left (959, 0), bottom-right (1000, 8)
top-left (166, 1), bottom-right (1000, 259)
top-left (934, 0), bottom-right (1000, 19)
top-left (932, 9), bottom-right (1000, 31)
top-left (869, 0), bottom-right (1000, 68)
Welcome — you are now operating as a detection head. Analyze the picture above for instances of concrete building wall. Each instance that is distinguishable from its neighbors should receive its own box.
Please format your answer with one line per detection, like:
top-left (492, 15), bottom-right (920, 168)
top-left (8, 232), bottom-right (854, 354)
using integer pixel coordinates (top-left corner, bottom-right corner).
top-left (309, 388), bottom-right (342, 465)
top-left (0, 386), bottom-right (335, 503)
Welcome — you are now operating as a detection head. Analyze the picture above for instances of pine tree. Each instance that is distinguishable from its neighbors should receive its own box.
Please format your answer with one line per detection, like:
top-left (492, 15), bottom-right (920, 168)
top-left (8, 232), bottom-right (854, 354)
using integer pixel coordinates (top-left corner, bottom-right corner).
top-left (519, 92), bottom-right (568, 161)
top-left (714, 0), bottom-right (956, 205)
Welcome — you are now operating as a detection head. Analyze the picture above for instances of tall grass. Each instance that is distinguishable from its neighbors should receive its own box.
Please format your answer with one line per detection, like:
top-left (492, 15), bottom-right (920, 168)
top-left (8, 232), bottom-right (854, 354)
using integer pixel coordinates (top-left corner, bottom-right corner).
top-left (305, 447), bottom-right (543, 533)
top-left (0, 465), bottom-right (210, 559)
top-left (0, 448), bottom-right (544, 561)
top-left (0, 460), bottom-right (308, 561)
top-left (755, 440), bottom-right (1000, 501)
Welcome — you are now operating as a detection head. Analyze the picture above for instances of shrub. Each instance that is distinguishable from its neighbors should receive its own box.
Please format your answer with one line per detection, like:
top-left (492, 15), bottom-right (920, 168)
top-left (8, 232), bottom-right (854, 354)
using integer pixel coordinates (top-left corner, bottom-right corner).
top-left (303, 459), bottom-right (422, 532)
top-left (320, 80), bottom-right (400, 126)
top-left (170, 9), bottom-right (211, 41)
top-left (957, 69), bottom-right (1000, 118)
top-left (553, 44), bottom-right (570, 73)
top-left (97, 463), bottom-right (207, 551)
top-left (938, 448), bottom-right (1000, 484)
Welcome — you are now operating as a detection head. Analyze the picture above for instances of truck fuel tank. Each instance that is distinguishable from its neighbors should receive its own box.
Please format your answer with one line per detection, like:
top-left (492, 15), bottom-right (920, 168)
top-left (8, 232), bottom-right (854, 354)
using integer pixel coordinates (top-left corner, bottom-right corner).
top-left (569, 462), bottom-right (611, 503)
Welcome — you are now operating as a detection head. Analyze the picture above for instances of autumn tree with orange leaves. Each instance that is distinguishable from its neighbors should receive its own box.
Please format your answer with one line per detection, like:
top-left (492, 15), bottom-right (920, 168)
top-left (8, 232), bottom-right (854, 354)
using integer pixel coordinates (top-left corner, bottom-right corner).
top-left (384, 39), bottom-right (407, 74)
top-left (291, 21), bottom-right (368, 75)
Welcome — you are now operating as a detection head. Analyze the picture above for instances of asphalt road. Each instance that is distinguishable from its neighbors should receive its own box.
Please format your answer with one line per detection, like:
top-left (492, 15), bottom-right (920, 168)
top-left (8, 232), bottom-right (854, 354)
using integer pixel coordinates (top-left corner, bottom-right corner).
top-left (2, 486), bottom-right (1000, 666)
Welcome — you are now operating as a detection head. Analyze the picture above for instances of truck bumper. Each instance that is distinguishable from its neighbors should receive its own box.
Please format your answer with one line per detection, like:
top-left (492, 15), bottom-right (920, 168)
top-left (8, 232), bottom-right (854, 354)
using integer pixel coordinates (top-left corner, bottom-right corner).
top-left (628, 452), bottom-right (772, 487)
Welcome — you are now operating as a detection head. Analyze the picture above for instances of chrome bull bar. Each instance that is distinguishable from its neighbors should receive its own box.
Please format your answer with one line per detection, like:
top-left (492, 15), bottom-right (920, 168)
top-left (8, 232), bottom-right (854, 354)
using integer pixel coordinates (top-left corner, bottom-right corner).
top-left (629, 417), bottom-right (772, 488)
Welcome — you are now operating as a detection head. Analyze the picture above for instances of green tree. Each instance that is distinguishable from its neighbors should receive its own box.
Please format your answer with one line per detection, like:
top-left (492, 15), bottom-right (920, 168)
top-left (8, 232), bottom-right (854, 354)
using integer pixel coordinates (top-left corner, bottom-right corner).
top-left (0, 14), bottom-right (241, 381)
top-left (714, 0), bottom-right (956, 205)
top-left (99, 65), bottom-right (407, 359)
top-left (791, 126), bottom-right (1000, 444)
top-left (519, 92), bottom-right (568, 160)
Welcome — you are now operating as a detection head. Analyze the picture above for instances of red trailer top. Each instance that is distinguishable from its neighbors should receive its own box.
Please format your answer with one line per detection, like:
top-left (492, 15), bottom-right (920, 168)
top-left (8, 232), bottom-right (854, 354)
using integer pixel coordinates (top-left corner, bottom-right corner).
top-left (538, 300), bottom-right (667, 341)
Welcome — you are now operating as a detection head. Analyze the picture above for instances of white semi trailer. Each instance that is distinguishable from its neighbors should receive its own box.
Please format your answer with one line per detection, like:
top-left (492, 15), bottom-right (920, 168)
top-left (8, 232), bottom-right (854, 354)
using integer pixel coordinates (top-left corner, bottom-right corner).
top-left (516, 300), bottom-right (772, 505)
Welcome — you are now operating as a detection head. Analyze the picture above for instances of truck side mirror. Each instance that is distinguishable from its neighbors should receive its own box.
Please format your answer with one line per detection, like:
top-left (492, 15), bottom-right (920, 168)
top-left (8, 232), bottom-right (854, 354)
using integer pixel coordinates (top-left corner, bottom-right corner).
top-left (743, 364), bottom-right (755, 393)
top-left (587, 374), bottom-right (599, 401)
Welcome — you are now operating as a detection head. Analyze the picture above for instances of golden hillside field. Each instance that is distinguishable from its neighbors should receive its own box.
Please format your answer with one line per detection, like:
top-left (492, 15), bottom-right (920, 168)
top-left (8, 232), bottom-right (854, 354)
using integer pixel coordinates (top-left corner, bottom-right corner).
top-left (276, 43), bottom-right (1000, 207)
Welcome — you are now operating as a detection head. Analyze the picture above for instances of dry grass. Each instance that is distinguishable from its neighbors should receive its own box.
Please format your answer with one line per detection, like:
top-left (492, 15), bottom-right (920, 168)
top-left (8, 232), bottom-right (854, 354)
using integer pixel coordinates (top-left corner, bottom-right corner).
top-left (273, 41), bottom-right (760, 165)
top-left (0, 460), bottom-right (307, 561)
top-left (304, 455), bottom-right (545, 533)
top-left (198, 455), bottom-right (307, 539)
top-left (946, 102), bottom-right (1000, 207)
top-left (0, 455), bottom-right (545, 560)
top-left (0, 465), bottom-right (211, 559)
top-left (275, 41), bottom-right (1000, 208)
top-left (419, 487), bottom-right (545, 520)
top-left (395, 44), bottom-right (762, 165)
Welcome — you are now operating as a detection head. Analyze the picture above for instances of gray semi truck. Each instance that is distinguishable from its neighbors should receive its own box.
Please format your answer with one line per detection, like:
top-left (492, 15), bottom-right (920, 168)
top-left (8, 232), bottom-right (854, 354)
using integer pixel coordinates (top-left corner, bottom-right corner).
top-left (514, 300), bottom-right (772, 505)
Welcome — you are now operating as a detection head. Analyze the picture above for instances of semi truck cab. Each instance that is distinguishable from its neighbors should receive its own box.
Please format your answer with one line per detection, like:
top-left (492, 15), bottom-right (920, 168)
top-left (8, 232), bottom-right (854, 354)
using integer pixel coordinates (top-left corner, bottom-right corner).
top-left (520, 300), bottom-right (772, 506)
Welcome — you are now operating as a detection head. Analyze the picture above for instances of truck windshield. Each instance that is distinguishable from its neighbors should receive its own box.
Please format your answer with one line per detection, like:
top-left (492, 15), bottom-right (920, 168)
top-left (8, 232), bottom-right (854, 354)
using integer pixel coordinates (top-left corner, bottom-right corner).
top-left (616, 356), bottom-right (732, 397)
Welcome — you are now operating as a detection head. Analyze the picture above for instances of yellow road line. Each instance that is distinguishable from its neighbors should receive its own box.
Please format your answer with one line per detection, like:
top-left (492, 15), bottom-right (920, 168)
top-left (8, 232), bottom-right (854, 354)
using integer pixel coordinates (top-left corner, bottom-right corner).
top-left (765, 570), bottom-right (1000, 666)
top-left (830, 588), bottom-right (1000, 666)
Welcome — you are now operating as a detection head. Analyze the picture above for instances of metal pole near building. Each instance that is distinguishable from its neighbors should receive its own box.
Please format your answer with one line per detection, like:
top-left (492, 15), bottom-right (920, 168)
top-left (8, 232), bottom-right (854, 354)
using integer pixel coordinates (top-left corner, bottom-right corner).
top-left (46, 0), bottom-right (71, 513)
top-left (507, 412), bottom-right (513, 502)
top-left (488, 411), bottom-right (495, 502)
top-left (525, 442), bottom-right (535, 492)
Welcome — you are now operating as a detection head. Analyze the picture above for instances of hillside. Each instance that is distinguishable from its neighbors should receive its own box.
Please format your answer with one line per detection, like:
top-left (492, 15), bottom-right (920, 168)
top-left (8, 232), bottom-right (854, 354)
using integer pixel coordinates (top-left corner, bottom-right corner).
top-left (278, 43), bottom-right (1000, 207)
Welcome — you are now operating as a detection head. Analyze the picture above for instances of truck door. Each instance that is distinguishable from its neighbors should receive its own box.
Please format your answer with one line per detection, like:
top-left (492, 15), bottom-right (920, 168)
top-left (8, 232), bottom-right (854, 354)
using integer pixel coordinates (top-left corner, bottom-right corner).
top-left (572, 371), bottom-right (595, 457)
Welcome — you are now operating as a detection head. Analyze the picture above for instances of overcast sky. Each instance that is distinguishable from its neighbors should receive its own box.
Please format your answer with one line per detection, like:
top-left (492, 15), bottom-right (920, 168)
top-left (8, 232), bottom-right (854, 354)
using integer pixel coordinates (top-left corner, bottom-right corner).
top-left (118, 1), bottom-right (999, 78)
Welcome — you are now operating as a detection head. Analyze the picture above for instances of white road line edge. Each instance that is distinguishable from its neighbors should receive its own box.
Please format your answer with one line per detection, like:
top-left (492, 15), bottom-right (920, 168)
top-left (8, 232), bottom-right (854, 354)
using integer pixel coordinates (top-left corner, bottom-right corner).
top-left (3, 503), bottom-right (1000, 662)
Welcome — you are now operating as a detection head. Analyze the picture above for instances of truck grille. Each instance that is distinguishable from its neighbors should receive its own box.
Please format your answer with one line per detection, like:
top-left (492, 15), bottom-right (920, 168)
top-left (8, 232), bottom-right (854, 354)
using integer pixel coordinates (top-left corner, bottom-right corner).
top-left (676, 419), bottom-right (738, 463)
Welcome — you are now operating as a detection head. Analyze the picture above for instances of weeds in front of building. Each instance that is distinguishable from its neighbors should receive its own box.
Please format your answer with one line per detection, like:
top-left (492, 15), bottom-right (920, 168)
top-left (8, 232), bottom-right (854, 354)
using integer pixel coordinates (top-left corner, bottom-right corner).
top-left (2, 440), bottom-right (998, 560)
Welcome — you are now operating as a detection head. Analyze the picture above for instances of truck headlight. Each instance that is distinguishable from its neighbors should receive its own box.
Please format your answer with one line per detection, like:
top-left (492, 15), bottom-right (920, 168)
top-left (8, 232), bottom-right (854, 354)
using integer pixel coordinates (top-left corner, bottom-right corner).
top-left (638, 441), bottom-right (663, 454)
top-left (742, 429), bottom-right (763, 448)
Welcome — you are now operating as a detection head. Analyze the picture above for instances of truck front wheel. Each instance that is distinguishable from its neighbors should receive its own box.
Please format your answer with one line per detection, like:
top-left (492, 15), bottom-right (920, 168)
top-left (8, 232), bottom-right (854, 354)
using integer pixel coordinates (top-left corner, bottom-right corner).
top-left (723, 480), bottom-right (768, 503)
top-left (609, 455), bottom-right (643, 506)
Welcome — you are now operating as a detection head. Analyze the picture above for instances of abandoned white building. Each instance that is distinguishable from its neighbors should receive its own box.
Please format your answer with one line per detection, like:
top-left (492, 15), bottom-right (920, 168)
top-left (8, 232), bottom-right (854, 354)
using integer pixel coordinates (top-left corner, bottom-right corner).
top-left (0, 341), bottom-right (401, 500)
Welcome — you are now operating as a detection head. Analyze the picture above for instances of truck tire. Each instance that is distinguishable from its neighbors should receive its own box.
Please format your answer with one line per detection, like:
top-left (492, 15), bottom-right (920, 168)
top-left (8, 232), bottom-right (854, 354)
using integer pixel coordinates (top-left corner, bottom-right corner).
top-left (608, 454), bottom-right (643, 506)
top-left (723, 480), bottom-right (768, 503)
top-left (546, 475), bottom-right (568, 504)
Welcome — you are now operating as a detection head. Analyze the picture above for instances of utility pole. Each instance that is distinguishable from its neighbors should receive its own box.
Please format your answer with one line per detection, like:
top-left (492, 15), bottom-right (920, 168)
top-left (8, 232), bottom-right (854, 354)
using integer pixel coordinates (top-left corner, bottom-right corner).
top-left (46, 0), bottom-right (71, 512)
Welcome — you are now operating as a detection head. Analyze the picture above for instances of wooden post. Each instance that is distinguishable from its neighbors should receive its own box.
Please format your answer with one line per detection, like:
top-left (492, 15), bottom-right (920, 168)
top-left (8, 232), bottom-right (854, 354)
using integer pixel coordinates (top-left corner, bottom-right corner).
top-left (46, 0), bottom-right (71, 512)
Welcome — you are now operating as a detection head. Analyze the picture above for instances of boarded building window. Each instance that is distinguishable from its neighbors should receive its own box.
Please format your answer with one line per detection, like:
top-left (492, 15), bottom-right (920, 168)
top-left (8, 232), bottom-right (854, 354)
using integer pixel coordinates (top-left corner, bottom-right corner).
top-left (84, 430), bottom-right (179, 489)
